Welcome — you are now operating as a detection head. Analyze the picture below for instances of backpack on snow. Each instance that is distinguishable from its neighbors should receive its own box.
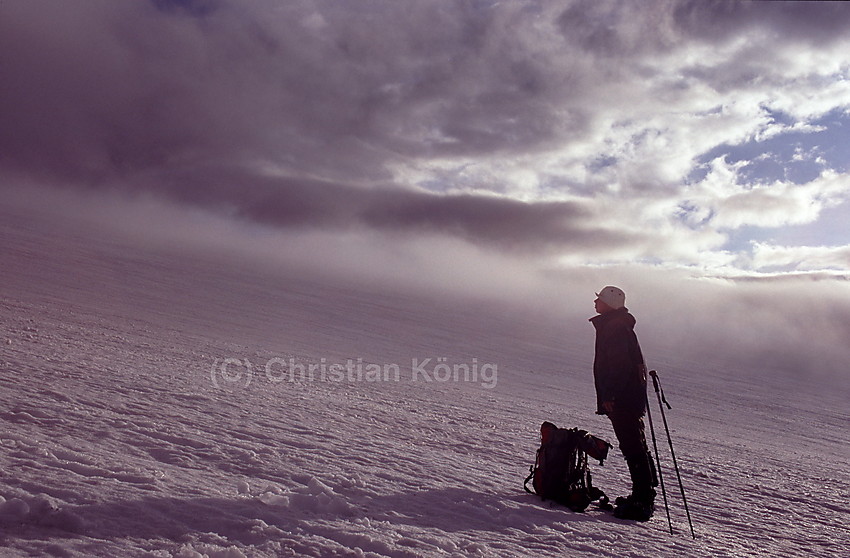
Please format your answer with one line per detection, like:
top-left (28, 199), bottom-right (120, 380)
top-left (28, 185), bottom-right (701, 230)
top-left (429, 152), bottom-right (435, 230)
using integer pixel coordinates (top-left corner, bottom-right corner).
top-left (523, 421), bottom-right (613, 512)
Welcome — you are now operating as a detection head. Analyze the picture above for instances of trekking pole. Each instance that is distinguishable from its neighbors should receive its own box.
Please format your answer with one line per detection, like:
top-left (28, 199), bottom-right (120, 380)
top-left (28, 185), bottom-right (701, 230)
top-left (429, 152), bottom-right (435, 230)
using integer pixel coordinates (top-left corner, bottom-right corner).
top-left (644, 388), bottom-right (673, 535)
top-left (649, 370), bottom-right (696, 539)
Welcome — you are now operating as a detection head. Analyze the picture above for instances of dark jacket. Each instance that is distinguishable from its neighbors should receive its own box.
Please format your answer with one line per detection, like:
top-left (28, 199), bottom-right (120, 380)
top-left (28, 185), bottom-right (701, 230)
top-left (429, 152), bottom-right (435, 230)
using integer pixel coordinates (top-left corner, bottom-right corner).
top-left (590, 307), bottom-right (647, 417)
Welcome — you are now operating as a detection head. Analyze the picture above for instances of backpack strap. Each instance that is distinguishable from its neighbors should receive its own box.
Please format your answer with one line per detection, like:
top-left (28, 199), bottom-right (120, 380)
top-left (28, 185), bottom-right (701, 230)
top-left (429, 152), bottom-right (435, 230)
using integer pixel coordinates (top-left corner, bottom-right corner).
top-left (523, 465), bottom-right (536, 494)
top-left (523, 446), bottom-right (543, 495)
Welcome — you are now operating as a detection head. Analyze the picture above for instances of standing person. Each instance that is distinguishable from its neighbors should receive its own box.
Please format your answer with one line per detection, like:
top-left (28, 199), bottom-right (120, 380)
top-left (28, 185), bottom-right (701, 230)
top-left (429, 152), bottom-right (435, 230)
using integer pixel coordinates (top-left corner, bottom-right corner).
top-left (589, 286), bottom-right (657, 521)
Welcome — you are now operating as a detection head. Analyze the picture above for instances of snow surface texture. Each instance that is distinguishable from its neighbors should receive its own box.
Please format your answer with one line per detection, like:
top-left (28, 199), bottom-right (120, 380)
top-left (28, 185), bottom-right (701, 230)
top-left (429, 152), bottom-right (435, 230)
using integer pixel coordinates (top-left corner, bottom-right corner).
top-left (1, 205), bottom-right (849, 557)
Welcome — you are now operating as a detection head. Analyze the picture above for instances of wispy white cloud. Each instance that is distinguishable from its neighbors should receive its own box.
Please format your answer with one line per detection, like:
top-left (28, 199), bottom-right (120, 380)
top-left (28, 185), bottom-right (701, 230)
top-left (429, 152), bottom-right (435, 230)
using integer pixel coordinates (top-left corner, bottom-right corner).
top-left (683, 165), bottom-right (850, 231)
top-left (751, 242), bottom-right (850, 273)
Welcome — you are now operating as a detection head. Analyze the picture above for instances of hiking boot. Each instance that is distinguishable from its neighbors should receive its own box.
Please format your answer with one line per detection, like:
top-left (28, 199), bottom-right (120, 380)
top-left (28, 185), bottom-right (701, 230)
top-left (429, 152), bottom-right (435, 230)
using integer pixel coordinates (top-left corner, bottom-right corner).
top-left (613, 498), bottom-right (654, 521)
top-left (613, 490), bottom-right (655, 522)
top-left (614, 490), bottom-right (654, 506)
top-left (614, 496), bottom-right (655, 521)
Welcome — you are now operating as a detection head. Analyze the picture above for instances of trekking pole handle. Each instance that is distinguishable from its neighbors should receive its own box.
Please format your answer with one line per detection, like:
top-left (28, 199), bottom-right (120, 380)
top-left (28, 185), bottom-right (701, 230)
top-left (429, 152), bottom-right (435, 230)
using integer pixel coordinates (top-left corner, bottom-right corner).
top-left (649, 370), bottom-right (672, 410)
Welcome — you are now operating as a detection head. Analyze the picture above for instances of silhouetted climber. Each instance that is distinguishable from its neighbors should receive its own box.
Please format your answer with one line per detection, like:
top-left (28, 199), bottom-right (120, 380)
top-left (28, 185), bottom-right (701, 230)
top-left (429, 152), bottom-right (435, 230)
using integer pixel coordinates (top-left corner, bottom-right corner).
top-left (589, 286), bottom-right (657, 521)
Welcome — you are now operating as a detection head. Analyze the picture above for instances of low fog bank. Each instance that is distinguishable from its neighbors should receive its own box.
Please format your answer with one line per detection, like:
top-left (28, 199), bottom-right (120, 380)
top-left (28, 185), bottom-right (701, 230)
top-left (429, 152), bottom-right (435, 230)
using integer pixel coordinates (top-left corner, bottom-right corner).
top-left (636, 272), bottom-right (850, 384)
top-left (2, 183), bottom-right (848, 397)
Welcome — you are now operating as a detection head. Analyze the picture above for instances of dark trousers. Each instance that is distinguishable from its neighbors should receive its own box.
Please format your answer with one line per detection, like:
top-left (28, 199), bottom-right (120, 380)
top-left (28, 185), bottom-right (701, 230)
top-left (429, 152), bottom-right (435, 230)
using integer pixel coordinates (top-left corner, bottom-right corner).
top-left (608, 409), bottom-right (649, 461)
top-left (608, 409), bottom-right (656, 498)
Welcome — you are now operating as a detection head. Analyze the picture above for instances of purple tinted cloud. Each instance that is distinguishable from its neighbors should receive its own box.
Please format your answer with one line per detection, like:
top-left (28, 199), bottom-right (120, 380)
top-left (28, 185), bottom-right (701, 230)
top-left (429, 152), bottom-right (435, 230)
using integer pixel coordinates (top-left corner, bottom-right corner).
top-left (139, 163), bottom-right (620, 252)
top-left (0, 0), bottom-right (603, 250)
top-left (2, 0), bottom-right (849, 256)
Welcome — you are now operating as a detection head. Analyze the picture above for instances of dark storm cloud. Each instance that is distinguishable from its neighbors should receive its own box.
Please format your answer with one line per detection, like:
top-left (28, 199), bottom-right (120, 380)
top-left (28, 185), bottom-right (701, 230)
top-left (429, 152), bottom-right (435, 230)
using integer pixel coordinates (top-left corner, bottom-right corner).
top-left (671, 0), bottom-right (850, 46)
top-left (140, 163), bottom-right (618, 252)
top-left (554, 1), bottom-right (835, 60)
top-left (0, 0), bottom-right (603, 251)
top-left (0, 0), bottom-right (578, 182)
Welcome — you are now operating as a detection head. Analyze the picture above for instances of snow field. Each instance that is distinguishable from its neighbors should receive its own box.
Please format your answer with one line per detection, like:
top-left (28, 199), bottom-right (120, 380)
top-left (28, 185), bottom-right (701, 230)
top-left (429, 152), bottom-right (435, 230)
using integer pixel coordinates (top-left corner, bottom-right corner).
top-left (1, 208), bottom-right (848, 556)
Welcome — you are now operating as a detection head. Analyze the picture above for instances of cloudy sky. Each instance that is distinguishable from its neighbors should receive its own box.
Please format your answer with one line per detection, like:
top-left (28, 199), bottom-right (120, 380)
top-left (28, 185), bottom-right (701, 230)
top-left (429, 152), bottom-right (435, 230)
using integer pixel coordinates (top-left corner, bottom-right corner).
top-left (3, 1), bottom-right (850, 377)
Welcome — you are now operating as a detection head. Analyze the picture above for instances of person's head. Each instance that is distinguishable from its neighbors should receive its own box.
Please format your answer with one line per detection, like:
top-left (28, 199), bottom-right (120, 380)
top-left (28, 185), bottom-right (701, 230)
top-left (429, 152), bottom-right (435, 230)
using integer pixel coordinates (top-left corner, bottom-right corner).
top-left (594, 286), bottom-right (625, 314)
